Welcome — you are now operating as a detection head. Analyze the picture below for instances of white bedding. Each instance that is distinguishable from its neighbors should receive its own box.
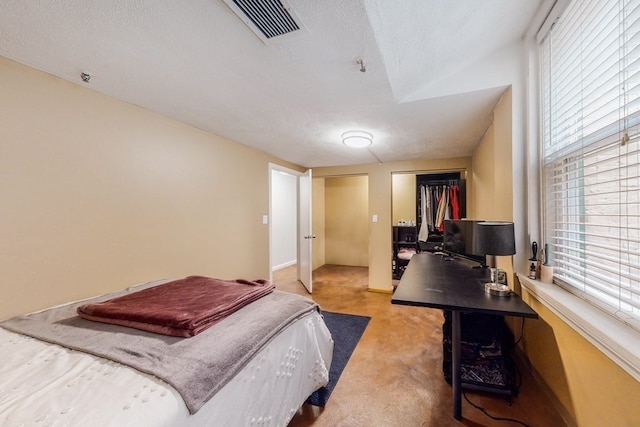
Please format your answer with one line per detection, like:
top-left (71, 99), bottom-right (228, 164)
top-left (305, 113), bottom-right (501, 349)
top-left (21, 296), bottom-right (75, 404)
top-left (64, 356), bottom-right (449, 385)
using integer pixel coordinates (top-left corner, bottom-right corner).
top-left (0, 309), bottom-right (332, 426)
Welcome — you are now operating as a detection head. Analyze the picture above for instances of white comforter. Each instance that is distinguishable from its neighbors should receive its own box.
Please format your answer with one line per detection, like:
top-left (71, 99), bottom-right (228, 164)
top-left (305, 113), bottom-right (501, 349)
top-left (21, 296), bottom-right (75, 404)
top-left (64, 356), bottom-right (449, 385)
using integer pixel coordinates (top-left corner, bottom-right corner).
top-left (0, 309), bottom-right (332, 426)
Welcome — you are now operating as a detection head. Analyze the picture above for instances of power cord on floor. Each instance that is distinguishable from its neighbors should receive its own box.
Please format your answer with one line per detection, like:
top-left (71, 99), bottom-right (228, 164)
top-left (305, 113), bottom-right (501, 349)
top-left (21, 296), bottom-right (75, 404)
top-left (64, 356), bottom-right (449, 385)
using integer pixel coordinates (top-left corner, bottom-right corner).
top-left (462, 389), bottom-right (530, 426)
top-left (512, 317), bottom-right (526, 393)
top-left (514, 317), bottom-right (525, 346)
top-left (513, 358), bottom-right (523, 394)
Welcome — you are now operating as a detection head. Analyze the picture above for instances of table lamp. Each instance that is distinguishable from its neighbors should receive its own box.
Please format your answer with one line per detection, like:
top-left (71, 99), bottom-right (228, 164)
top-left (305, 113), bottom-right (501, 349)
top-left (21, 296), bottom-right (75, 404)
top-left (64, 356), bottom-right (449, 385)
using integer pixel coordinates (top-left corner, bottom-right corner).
top-left (476, 221), bottom-right (516, 296)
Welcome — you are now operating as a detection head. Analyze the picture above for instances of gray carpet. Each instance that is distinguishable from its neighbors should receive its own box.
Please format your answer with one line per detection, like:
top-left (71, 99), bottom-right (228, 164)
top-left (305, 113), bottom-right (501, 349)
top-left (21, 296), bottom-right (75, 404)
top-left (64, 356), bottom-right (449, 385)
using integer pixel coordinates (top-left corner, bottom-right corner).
top-left (306, 311), bottom-right (371, 407)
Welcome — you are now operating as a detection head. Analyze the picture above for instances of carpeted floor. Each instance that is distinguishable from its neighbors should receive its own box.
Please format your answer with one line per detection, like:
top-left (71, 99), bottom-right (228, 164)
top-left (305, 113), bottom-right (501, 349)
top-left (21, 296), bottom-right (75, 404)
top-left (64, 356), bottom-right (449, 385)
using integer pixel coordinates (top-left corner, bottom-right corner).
top-left (306, 311), bottom-right (371, 406)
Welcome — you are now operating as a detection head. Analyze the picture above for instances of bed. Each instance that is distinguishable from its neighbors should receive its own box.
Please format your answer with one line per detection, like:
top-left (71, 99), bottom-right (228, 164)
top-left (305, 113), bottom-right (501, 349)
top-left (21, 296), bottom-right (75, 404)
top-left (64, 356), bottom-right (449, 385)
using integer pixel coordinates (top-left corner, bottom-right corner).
top-left (0, 277), bottom-right (333, 426)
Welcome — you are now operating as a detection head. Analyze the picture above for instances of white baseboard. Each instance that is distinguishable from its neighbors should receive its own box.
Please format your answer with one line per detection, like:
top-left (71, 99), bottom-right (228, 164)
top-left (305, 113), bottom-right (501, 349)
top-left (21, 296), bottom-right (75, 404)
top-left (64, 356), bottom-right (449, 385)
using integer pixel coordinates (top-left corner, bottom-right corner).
top-left (272, 260), bottom-right (296, 272)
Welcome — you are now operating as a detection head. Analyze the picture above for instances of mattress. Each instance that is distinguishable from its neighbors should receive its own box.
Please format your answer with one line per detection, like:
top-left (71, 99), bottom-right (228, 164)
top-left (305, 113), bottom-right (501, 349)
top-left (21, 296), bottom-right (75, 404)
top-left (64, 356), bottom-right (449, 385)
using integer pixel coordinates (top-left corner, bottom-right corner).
top-left (0, 295), bottom-right (333, 426)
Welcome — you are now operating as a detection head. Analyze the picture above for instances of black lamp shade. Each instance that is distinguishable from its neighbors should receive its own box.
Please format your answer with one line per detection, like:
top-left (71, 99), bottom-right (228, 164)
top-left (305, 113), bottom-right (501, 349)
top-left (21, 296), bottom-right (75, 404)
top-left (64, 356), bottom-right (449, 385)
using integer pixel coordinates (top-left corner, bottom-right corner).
top-left (475, 222), bottom-right (516, 256)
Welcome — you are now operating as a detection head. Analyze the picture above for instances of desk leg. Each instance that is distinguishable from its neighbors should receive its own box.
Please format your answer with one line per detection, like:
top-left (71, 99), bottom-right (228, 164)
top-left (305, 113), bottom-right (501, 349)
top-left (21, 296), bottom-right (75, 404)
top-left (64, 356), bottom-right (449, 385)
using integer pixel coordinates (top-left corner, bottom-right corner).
top-left (452, 310), bottom-right (462, 420)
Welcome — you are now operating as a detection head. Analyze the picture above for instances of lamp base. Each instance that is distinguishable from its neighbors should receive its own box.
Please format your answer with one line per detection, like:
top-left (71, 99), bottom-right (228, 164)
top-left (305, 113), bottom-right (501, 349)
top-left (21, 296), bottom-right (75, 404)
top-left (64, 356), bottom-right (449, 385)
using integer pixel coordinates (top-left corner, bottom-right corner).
top-left (484, 282), bottom-right (512, 297)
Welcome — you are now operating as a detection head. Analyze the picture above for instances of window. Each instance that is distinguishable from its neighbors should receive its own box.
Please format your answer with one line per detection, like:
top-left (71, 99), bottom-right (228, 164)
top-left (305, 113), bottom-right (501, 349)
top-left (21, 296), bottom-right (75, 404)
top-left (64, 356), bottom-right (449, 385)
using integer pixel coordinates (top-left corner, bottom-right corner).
top-left (540, 0), bottom-right (640, 330)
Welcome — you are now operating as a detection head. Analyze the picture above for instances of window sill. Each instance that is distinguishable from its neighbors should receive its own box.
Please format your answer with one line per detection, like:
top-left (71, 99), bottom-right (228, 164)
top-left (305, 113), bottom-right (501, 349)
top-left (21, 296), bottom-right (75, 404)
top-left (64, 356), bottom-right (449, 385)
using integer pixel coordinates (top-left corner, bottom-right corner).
top-left (517, 273), bottom-right (640, 382)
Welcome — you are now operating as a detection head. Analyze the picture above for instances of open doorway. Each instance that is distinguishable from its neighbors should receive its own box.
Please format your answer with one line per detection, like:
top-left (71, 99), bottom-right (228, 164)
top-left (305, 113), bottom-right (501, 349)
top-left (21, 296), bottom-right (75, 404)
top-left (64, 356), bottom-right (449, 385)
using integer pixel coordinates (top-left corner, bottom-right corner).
top-left (268, 164), bottom-right (313, 292)
top-left (323, 175), bottom-right (369, 267)
top-left (269, 168), bottom-right (369, 291)
top-left (391, 170), bottom-right (467, 286)
top-left (269, 167), bottom-right (298, 273)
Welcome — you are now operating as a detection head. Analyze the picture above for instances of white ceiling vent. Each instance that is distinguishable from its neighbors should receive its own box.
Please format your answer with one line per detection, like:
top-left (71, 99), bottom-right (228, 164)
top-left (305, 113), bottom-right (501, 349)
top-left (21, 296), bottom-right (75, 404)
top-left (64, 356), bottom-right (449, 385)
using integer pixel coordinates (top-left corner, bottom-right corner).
top-left (222, 0), bottom-right (306, 42)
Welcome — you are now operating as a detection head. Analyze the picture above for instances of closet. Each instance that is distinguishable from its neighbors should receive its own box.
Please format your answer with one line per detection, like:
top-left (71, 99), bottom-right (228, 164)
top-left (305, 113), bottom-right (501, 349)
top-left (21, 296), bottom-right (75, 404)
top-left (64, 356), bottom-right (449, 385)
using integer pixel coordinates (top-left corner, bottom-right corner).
top-left (416, 172), bottom-right (466, 252)
top-left (391, 225), bottom-right (419, 279)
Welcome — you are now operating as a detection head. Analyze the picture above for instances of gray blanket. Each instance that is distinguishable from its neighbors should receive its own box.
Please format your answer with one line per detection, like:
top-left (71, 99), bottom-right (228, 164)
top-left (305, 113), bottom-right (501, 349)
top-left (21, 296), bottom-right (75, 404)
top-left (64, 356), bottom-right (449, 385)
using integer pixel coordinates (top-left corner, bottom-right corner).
top-left (0, 286), bottom-right (318, 414)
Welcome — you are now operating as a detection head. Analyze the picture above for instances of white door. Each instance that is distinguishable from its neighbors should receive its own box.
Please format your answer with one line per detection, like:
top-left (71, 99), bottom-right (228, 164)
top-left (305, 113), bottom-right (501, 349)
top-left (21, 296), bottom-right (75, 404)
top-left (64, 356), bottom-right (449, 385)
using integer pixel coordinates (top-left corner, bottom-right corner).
top-left (298, 169), bottom-right (313, 293)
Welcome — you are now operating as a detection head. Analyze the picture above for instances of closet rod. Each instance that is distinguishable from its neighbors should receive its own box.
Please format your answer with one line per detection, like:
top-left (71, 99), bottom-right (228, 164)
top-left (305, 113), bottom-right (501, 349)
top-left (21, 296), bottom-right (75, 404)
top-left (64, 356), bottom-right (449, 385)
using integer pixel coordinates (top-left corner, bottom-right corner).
top-left (418, 180), bottom-right (459, 186)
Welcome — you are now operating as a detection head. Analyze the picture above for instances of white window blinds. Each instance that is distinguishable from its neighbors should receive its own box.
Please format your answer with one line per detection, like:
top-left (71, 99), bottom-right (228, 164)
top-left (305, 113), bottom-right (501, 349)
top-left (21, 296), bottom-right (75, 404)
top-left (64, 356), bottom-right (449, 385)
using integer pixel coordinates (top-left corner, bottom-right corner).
top-left (540, 0), bottom-right (640, 329)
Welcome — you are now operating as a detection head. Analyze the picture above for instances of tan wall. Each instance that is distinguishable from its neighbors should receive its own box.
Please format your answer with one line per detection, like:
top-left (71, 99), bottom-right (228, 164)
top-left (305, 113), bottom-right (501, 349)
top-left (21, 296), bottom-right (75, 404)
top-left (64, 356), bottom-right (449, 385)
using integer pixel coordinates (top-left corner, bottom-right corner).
top-left (471, 124), bottom-right (495, 219)
top-left (391, 173), bottom-right (417, 224)
top-left (472, 90), bottom-right (513, 221)
top-left (471, 88), bottom-right (514, 285)
top-left (0, 56), bottom-right (300, 320)
top-left (314, 158), bottom-right (472, 292)
top-left (494, 90), bottom-right (514, 222)
top-left (324, 176), bottom-right (369, 266)
top-left (520, 288), bottom-right (640, 426)
top-left (311, 177), bottom-right (326, 270)
top-left (473, 86), bottom-right (640, 426)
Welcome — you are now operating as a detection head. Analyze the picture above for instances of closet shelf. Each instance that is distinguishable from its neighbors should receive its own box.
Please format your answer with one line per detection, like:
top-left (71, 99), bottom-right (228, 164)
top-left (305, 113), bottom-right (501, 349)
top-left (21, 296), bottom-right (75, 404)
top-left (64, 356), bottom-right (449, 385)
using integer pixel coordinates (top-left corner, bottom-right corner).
top-left (392, 226), bottom-right (418, 280)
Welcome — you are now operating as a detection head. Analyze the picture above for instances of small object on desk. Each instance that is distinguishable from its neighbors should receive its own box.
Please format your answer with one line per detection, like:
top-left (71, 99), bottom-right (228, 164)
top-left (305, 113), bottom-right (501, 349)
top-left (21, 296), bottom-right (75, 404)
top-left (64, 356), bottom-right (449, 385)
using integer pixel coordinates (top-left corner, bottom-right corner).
top-left (484, 282), bottom-right (512, 296)
top-left (475, 222), bottom-right (516, 297)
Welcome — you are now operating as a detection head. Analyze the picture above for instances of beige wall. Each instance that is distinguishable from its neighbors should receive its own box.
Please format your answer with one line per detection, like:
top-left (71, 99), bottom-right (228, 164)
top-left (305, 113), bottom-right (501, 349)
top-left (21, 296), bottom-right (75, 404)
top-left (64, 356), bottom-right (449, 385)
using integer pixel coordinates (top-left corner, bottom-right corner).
top-left (520, 289), bottom-right (640, 426)
top-left (314, 158), bottom-right (472, 292)
top-left (311, 177), bottom-right (326, 270)
top-left (473, 85), bottom-right (640, 426)
top-left (471, 124), bottom-right (495, 219)
top-left (0, 56), bottom-right (300, 320)
top-left (324, 176), bottom-right (369, 266)
top-left (471, 88), bottom-right (514, 285)
top-left (472, 88), bottom-right (513, 221)
top-left (391, 173), bottom-right (417, 224)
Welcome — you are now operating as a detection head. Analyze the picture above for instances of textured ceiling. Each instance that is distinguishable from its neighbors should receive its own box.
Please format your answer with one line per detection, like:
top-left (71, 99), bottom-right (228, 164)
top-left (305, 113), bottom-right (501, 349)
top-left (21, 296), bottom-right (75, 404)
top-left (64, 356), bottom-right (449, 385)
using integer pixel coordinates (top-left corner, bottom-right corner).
top-left (0, 0), bottom-right (544, 168)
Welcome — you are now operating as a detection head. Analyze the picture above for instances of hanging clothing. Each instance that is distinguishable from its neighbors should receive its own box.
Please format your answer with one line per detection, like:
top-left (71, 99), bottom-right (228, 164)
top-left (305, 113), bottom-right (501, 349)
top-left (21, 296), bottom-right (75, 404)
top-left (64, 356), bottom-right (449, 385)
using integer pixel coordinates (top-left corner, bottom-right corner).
top-left (443, 187), bottom-right (451, 223)
top-left (426, 186), bottom-right (434, 231)
top-left (432, 186), bottom-right (440, 230)
top-left (450, 185), bottom-right (460, 220)
top-left (418, 185), bottom-right (430, 242)
top-left (417, 180), bottom-right (461, 239)
top-left (435, 186), bottom-right (449, 231)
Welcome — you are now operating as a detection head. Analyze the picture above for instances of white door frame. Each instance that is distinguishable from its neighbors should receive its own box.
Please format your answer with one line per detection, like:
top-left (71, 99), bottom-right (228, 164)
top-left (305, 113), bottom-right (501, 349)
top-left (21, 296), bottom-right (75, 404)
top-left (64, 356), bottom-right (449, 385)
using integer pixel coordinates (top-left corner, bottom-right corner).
top-left (268, 163), bottom-right (311, 288)
top-left (297, 169), bottom-right (313, 292)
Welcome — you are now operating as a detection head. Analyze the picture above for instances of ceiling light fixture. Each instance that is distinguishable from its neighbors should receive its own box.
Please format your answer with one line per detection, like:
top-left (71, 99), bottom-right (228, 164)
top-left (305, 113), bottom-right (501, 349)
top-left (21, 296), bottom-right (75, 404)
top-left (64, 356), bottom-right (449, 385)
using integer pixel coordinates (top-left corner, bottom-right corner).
top-left (342, 130), bottom-right (373, 148)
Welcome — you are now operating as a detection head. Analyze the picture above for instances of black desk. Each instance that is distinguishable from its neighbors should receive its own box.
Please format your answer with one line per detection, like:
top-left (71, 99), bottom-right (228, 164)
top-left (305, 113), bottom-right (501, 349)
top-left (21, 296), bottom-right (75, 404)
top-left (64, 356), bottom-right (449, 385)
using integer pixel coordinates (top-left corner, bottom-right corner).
top-left (391, 253), bottom-right (538, 420)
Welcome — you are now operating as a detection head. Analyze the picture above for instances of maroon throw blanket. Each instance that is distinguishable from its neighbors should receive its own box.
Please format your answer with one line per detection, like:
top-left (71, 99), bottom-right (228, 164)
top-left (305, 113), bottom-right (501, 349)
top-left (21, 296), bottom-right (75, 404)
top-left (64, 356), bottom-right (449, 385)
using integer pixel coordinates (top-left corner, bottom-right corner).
top-left (77, 276), bottom-right (275, 337)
